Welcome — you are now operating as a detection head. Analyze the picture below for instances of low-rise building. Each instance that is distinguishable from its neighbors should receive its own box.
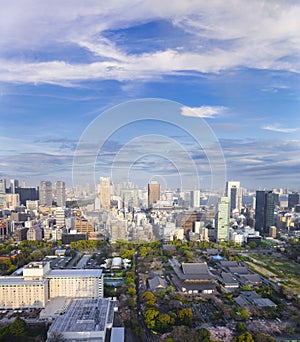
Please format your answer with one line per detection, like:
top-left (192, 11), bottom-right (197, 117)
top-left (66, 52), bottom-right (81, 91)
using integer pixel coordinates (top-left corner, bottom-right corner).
top-left (47, 297), bottom-right (118, 341)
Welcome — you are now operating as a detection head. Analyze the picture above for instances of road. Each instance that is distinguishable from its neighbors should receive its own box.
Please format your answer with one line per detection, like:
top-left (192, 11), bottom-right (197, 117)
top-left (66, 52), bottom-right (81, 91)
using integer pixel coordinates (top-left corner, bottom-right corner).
top-left (134, 248), bottom-right (153, 342)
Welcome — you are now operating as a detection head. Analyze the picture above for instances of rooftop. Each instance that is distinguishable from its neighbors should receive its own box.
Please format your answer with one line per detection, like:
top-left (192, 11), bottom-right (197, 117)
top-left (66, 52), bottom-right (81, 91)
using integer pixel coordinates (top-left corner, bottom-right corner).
top-left (47, 269), bottom-right (102, 278)
top-left (182, 263), bottom-right (210, 275)
top-left (48, 298), bottom-right (118, 335)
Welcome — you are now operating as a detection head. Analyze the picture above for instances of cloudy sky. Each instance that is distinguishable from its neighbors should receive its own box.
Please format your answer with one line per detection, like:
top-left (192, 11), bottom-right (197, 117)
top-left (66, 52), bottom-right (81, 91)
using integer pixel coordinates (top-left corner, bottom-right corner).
top-left (1, 0), bottom-right (300, 191)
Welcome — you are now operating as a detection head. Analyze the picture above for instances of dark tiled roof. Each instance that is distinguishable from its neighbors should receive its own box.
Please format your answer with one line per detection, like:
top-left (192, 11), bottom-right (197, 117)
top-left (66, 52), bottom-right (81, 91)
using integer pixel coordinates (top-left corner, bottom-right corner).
top-left (220, 261), bottom-right (239, 268)
top-left (148, 276), bottom-right (167, 291)
top-left (182, 263), bottom-right (210, 275)
top-left (221, 272), bottom-right (239, 285)
top-left (228, 266), bottom-right (249, 274)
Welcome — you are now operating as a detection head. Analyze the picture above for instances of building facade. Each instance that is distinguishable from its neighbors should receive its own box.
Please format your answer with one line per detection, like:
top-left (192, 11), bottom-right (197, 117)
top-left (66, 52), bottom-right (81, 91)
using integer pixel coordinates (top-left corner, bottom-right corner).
top-left (98, 177), bottom-right (111, 210)
top-left (56, 181), bottom-right (66, 207)
top-left (0, 262), bottom-right (103, 309)
top-left (216, 196), bottom-right (230, 242)
top-left (255, 190), bottom-right (275, 235)
top-left (148, 181), bottom-right (160, 208)
top-left (226, 181), bottom-right (242, 213)
top-left (39, 181), bottom-right (52, 207)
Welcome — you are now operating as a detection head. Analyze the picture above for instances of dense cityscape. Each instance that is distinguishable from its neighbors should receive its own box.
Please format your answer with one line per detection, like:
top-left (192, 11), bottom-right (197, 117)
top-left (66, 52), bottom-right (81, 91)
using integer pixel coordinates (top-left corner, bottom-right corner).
top-left (0, 178), bottom-right (299, 341)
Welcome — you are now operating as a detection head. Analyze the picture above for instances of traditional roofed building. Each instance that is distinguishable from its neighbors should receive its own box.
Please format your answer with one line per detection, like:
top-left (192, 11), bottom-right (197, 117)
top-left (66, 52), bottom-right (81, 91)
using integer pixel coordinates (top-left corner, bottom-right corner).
top-left (173, 262), bottom-right (216, 294)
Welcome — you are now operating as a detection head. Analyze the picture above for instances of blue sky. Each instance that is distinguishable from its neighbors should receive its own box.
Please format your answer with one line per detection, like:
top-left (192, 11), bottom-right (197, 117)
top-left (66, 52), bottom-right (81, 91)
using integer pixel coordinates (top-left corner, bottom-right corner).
top-left (0, 1), bottom-right (300, 191)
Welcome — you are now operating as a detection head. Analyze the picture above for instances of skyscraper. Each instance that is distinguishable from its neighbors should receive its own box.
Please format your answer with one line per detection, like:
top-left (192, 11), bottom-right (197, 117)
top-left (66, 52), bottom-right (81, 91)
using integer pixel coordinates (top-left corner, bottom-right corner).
top-left (98, 177), bottom-right (111, 210)
top-left (255, 190), bottom-right (275, 235)
top-left (39, 181), bottom-right (52, 207)
top-left (0, 179), bottom-right (6, 194)
top-left (56, 181), bottom-right (66, 207)
top-left (148, 181), bottom-right (160, 208)
top-left (226, 181), bottom-right (242, 213)
top-left (288, 193), bottom-right (299, 209)
top-left (216, 196), bottom-right (230, 242)
top-left (190, 189), bottom-right (200, 208)
top-left (9, 179), bottom-right (19, 194)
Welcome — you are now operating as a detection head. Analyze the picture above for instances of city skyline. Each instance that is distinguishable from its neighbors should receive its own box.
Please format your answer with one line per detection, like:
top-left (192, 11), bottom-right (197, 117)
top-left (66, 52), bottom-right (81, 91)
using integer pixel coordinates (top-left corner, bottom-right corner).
top-left (1, 1), bottom-right (300, 190)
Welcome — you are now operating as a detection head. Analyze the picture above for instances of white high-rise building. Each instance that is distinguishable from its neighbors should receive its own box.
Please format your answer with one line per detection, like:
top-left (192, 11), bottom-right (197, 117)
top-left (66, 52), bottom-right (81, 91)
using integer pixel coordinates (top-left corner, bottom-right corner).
top-left (216, 196), bottom-right (230, 242)
top-left (226, 181), bottom-right (242, 213)
top-left (191, 190), bottom-right (201, 208)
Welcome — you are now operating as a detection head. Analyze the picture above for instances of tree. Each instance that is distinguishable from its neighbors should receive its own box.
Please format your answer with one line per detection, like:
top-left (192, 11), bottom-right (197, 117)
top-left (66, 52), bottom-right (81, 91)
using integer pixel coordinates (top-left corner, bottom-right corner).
top-left (236, 322), bottom-right (247, 333)
top-left (144, 308), bottom-right (159, 329)
top-left (198, 327), bottom-right (211, 342)
top-left (248, 242), bottom-right (257, 249)
top-left (254, 332), bottom-right (276, 342)
top-left (177, 308), bottom-right (193, 326)
top-left (9, 317), bottom-right (26, 337)
top-left (143, 291), bottom-right (156, 307)
top-left (156, 313), bottom-right (173, 332)
top-left (234, 331), bottom-right (254, 342)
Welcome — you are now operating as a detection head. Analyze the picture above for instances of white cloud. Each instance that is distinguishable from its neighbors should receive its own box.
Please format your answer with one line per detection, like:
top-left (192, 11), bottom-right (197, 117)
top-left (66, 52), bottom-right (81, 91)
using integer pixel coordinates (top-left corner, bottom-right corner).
top-left (181, 105), bottom-right (227, 118)
top-left (1, 1), bottom-right (300, 85)
top-left (261, 125), bottom-right (299, 133)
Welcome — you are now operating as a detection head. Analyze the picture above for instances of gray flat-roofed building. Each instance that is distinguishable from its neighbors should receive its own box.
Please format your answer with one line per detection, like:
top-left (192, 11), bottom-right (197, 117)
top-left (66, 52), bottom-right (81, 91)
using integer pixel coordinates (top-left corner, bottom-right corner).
top-left (110, 327), bottom-right (125, 342)
top-left (47, 298), bottom-right (118, 341)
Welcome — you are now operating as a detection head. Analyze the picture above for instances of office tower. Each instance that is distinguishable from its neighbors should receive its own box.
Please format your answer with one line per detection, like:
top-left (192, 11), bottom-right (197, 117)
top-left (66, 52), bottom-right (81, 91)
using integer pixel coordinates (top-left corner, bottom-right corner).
top-left (190, 190), bottom-right (200, 208)
top-left (39, 181), bottom-right (52, 207)
top-left (15, 187), bottom-right (39, 205)
top-left (216, 196), bottom-right (230, 242)
top-left (56, 181), bottom-right (66, 207)
top-left (5, 193), bottom-right (20, 208)
top-left (0, 179), bottom-right (6, 194)
top-left (148, 181), bottom-right (160, 208)
top-left (288, 193), bottom-right (299, 209)
top-left (226, 181), bottom-right (242, 213)
top-left (255, 190), bottom-right (275, 235)
top-left (55, 208), bottom-right (66, 227)
top-left (98, 177), bottom-right (111, 210)
top-left (9, 179), bottom-right (19, 194)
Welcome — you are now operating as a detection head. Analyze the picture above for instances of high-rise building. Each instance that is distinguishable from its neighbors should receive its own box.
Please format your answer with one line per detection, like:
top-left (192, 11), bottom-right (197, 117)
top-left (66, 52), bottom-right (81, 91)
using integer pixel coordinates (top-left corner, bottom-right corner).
top-left (5, 193), bottom-right (20, 208)
top-left (216, 196), bottom-right (230, 242)
top-left (0, 179), bottom-right (6, 194)
top-left (190, 190), bottom-right (201, 208)
top-left (255, 190), bottom-right (275, 235)
top-left (55, 208), bottom-right (66, 227)
top-left (9, 179), bottom-right (19, 194)
top-left (15, 187), bottom-right (39, 205)
top-left (56, 181), bottom-right (66, 207)
top-left (98, 177), bottom-right (111, 210)
top-left (226, 181), bottom-right (242, 213)
top-left (288, 193), bottom-right (299, 209)
top-left (39, 181), bottom-right (52, 207)
top-left (148, 181), bottom-right (160, 208)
